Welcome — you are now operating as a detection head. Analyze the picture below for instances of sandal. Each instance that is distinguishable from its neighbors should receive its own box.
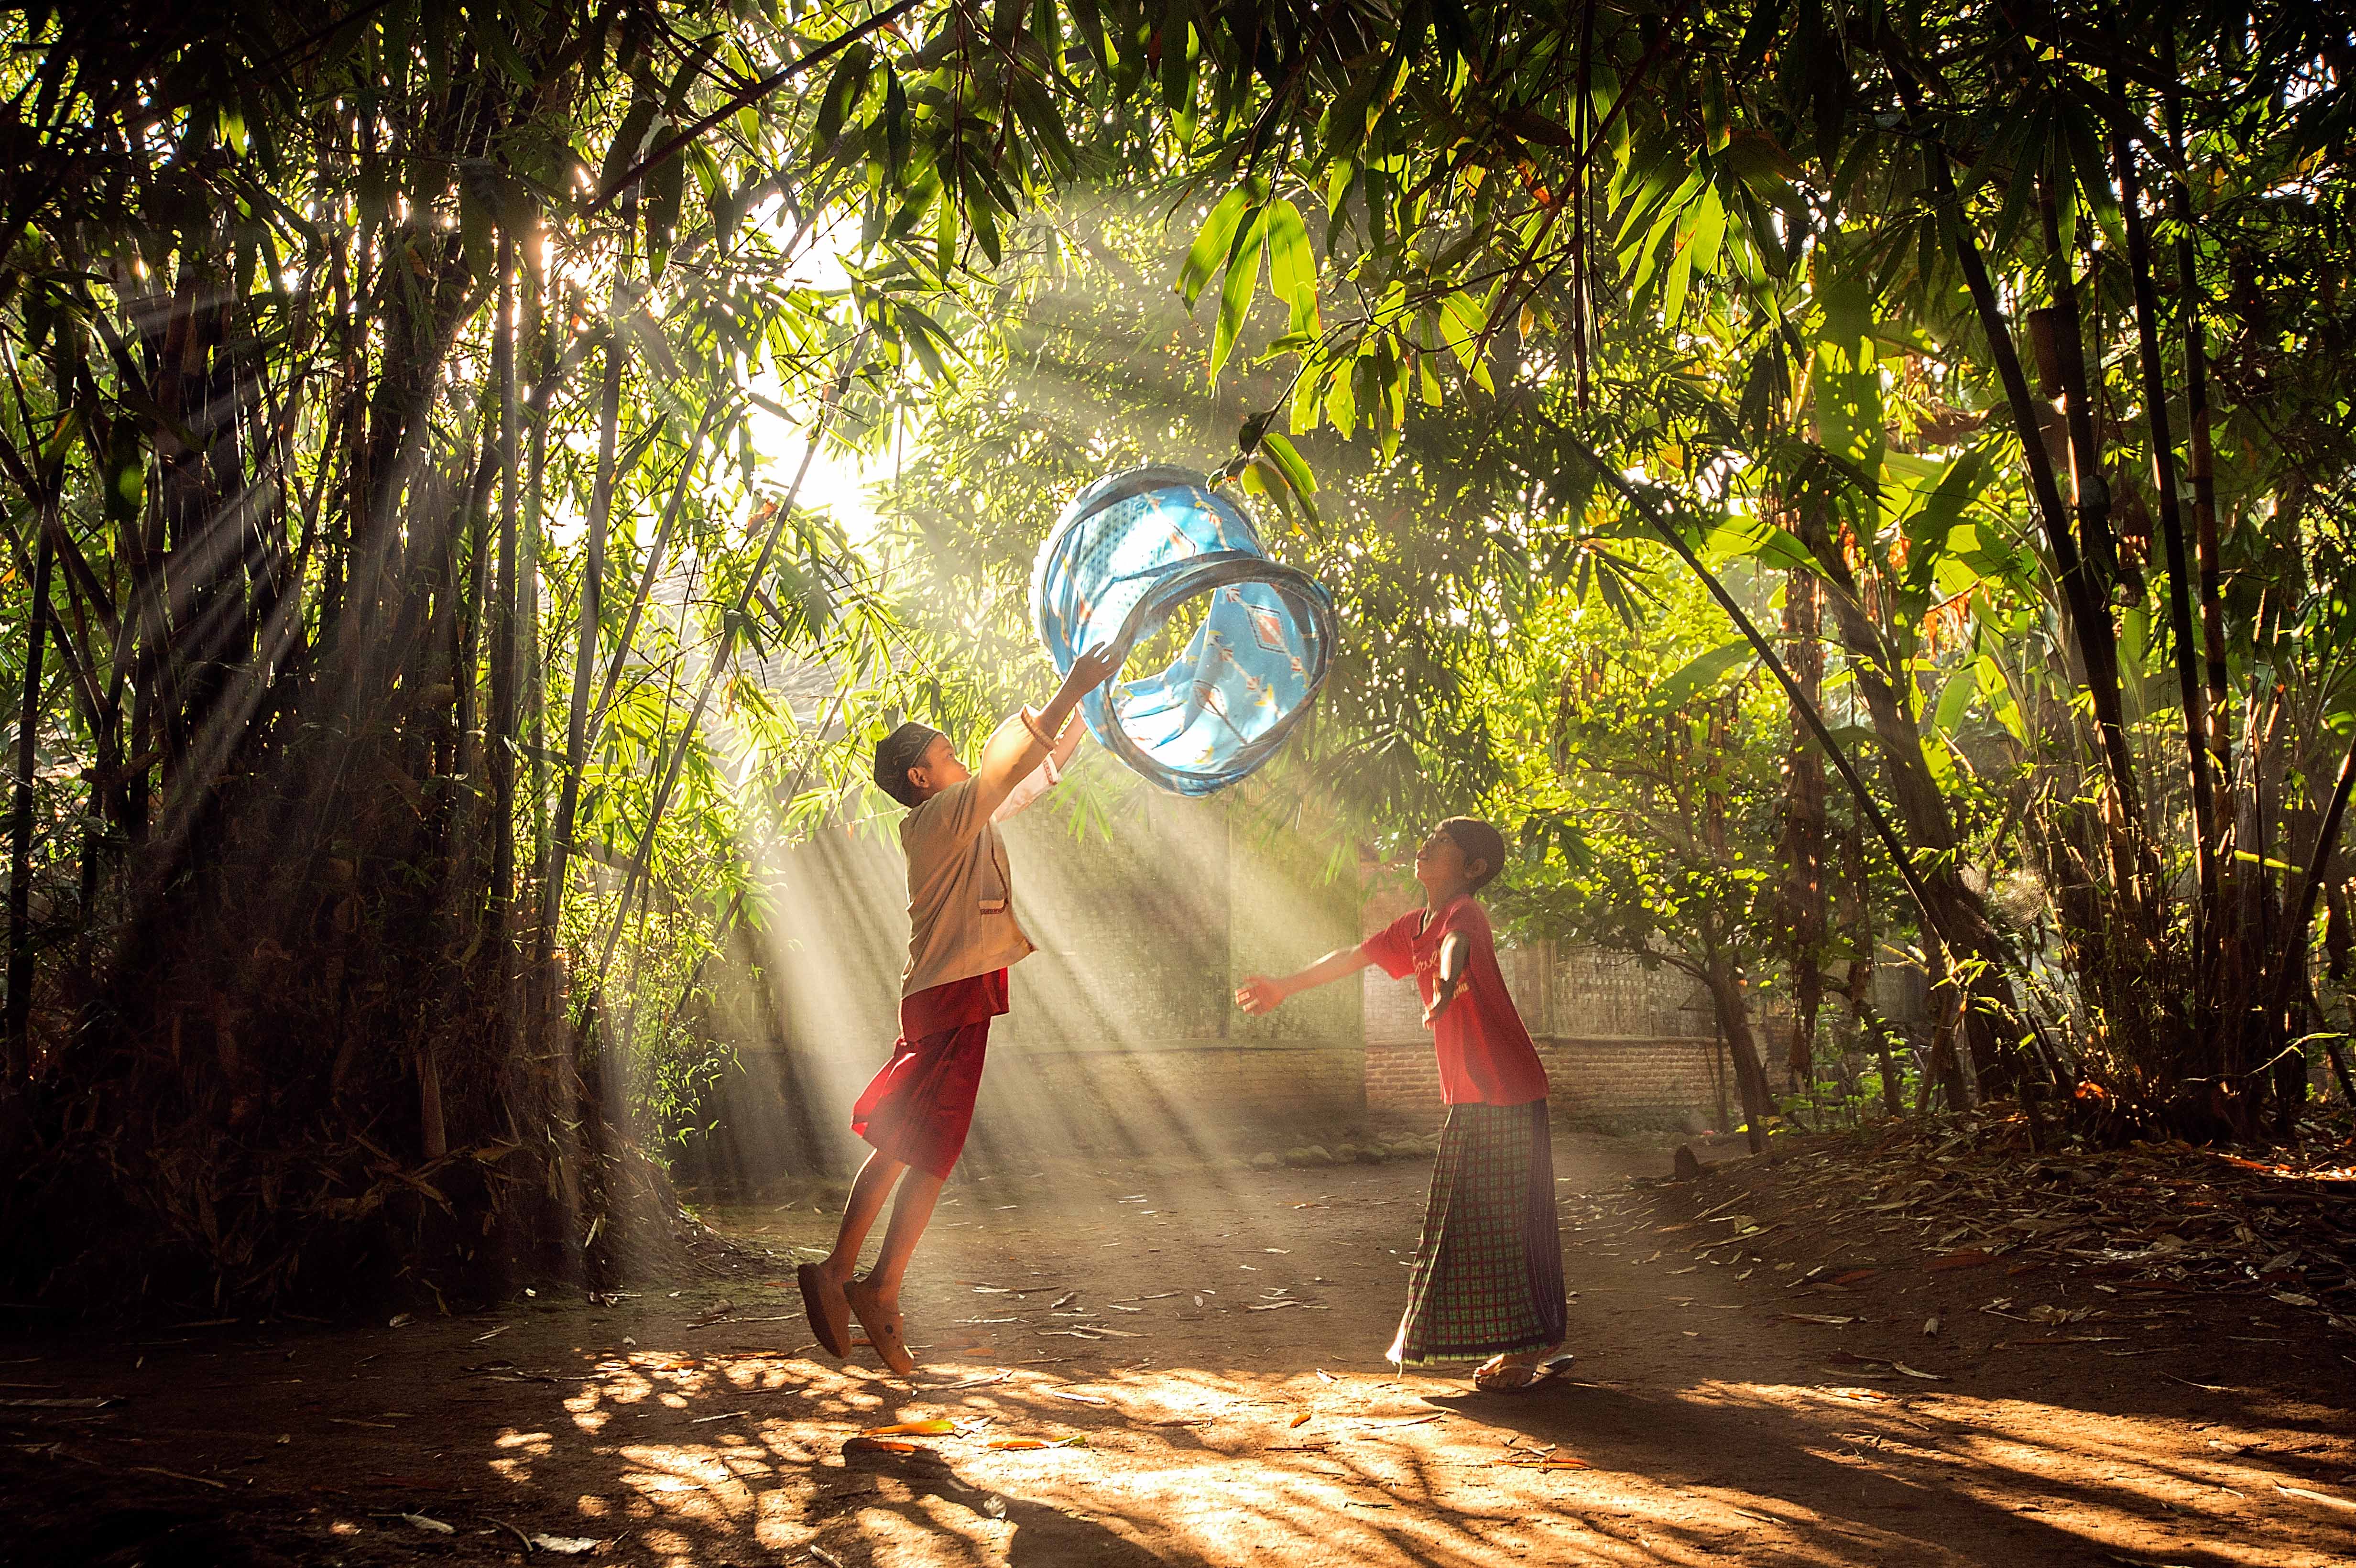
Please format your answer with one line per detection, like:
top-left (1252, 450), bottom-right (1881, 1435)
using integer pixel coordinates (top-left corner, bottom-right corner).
top-left (843, 1279), bottom-right (917, 1375)
top-left (796, 1263), bottom-right (852, 1359)
top-left (1472, 1351), bottom-right (1575, 1392)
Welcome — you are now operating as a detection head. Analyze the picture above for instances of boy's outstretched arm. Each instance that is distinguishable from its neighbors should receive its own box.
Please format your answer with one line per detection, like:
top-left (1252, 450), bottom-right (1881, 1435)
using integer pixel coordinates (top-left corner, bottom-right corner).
top-left (1235, 945), bottom-right (1377, 1015)
top-left (971, 644), bottom-right (1121, 817)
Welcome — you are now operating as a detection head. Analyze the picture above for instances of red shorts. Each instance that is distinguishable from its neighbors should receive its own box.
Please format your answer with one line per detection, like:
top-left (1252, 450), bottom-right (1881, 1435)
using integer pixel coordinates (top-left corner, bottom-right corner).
top-left (850, 970), bottom-right (1009, 1178)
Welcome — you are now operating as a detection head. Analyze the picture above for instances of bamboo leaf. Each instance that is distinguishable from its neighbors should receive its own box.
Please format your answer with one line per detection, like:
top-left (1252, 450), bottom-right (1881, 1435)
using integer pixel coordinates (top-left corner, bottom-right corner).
top-left (1211, 205), bottom-right (1268, 380)
top-left (1178, 184), bottom-right (1256, 308)
top-left (1264, 198), bottom-right (1320, 337)
top-left (1653, 640), bottom-right (1755, 712)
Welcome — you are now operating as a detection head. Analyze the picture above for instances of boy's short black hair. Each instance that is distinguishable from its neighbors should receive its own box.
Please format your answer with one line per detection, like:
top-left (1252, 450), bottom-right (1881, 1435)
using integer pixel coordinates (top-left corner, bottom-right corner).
top-left (1437, 817), bottom-right (1507, 892)
top-left (873, 721), bottom-right (942, 808)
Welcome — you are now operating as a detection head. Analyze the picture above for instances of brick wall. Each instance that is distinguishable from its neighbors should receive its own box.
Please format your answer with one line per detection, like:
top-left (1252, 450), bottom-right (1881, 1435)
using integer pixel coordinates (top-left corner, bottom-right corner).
top-left (1365, 1036), bottom-right (1726, 1124)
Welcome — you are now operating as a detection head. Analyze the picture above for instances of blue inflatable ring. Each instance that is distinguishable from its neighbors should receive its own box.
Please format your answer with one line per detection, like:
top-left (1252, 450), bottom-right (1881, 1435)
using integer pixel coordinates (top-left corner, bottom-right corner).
top-left (1029, 465), bottom-right (1337, 796)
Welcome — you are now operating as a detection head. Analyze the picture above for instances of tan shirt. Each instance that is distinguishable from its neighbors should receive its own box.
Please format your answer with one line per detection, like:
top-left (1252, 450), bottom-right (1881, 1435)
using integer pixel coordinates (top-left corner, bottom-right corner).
top-left (899, 772), bottom-right (1036, 997)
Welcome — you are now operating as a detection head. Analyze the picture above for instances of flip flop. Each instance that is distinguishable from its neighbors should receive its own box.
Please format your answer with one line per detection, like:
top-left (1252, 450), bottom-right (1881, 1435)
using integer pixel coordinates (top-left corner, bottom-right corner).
top-left (843, 1279), bottom-right (916, 1376)
top-left (796, 1263), bottom-right (851, 1359)
top-left (1472, 1351), bottom-right (1575, 1393)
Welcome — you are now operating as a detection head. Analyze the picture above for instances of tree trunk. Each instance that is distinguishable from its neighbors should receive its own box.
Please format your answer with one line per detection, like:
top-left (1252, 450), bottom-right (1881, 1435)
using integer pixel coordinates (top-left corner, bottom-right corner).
top-left (1702, 955), bottom-right (1774, 1155)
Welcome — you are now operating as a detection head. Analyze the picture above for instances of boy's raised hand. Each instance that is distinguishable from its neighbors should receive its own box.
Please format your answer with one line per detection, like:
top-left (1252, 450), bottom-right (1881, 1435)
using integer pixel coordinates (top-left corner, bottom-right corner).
top-left (1422, 975), bottom-right (1459, 1026)
top-left (1059, 642), bottom-right (1123, 701)
top-left (1234, 975), bottom-right (1286, 1015)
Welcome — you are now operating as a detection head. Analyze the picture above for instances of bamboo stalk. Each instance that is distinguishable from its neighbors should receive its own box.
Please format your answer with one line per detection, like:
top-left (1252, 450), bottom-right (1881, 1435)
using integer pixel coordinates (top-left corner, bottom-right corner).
top-left (582, 357), bottom-right (857, 1002)
top-left (2111, 82), bottom-right (2218, 931)
top-left (1891, 71), bottom-right (2138, 817)
top-left (2163, 52), bottom-right (2235, 893)
top-left (587, 398), bottom-right (721, 753)
top-left (2034, 175), bottom-right (2117, 595)
top-left (490, 231), bottom-right (520, 935)
top-left (5, 525), bottom-right (54, 1105)
top-left (542, 201), bottom-right (634, 988)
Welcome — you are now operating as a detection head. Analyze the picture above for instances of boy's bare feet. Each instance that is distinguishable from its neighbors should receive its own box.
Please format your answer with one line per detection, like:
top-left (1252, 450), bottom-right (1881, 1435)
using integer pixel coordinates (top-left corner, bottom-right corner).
top-left (797, 1263), bottom-right (852, 1358)
top-left (843, 1278), bottom-right (916, 1375)
top-left (1472, 1347), bottom-right (1573, 1392)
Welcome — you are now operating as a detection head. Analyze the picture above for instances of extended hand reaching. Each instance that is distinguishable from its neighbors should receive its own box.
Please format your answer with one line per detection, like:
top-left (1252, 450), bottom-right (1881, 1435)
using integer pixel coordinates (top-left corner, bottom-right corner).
top-left (1063, 641), bottom-right (1123, 696)
top-left (1422, 977), bottom-right (1459, 1026)
top-left (1234, 975), bottom-right (1286, 1015)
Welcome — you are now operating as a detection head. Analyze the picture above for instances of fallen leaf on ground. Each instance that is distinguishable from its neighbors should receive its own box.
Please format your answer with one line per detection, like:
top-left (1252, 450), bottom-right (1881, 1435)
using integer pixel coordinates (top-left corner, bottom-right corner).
top-left (1542, 1453), bottom-right (1593, 1469)
top-left (1044, 1389), bottom-right (1109, 1405)
top-left (1782, 1313), bottom-right (1857, 1326)
top-left (1929, 1249), bottom-right (1995, 1271)
top-left (865, 1419), bottom-right (956, 1437)
top-left (988, 1436), bottom-right (1086, 1450)
top-left (1049, 1292), bottom-right (1079, 1309)
top-left (2276, 1484), bottom-right (2356, 1513)
top-left (843, 1437), bottom-right (929, 1456)
top-left (398, 1514), bottom-right (455, 1535)
top-left (525, 1535), bottom-right (602, 1555)
top-left (949, 1371), bottom-right (1010, 1389)
top-left (1289, 1412), bottom-right (1311, 1428)
top-left (1891, 1362), bottom-right (1947, 1381)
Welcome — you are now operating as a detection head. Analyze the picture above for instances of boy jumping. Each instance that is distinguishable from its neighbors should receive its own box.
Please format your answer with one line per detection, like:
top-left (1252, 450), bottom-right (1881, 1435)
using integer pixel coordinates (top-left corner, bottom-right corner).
top-left (1236, 817), bottom-right (1570, 1390)
top-left (798, 645), bottom-right (1121, 1374)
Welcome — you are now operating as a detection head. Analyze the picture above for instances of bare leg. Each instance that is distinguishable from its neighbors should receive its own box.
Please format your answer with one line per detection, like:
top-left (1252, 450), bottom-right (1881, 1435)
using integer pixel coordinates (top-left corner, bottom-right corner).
top-left (822, 1148), bottom-right (907, 1285)
top-left (864, 1168), bottom-right (946, 1294)
top-left (842, 1167), bottom-right (944, 1376)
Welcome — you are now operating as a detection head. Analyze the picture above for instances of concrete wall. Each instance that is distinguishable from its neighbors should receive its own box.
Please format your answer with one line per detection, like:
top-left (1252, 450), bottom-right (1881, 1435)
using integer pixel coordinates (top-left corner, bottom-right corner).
top-left (687, 786), bottom-right (1365, 1180)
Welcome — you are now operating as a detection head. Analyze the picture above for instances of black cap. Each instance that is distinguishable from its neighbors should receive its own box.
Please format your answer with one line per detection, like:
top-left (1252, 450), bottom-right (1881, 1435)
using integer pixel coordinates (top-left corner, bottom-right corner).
top-left (1437, 817), bottom-right (1507, 890)
top-left (873, 722), bottom-right (943, 807)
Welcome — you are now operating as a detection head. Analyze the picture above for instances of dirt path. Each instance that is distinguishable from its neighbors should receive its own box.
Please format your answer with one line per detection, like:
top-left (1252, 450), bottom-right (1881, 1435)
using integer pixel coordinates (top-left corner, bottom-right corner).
top-left (6, 1127), bottom-right (2354, 1566)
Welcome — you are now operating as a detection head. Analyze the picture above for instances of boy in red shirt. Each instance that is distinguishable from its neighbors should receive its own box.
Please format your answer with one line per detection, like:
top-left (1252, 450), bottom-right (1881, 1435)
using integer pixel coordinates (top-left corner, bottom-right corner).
top-left (1237, 817), bottom-right (1569, 1390)
top-left (799, 644), bottom-right (1120, 1374)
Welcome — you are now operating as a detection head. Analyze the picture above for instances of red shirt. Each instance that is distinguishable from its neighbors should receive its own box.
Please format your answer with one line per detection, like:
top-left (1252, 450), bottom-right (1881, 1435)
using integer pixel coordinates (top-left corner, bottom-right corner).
top-left (1360, 895), bottom-right (1548, 1106)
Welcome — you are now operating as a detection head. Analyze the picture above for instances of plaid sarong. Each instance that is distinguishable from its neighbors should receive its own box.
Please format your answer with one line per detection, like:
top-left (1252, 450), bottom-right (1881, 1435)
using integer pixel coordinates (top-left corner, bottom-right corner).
top-left (1388, 1100), bottom-right (1567, 1365)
